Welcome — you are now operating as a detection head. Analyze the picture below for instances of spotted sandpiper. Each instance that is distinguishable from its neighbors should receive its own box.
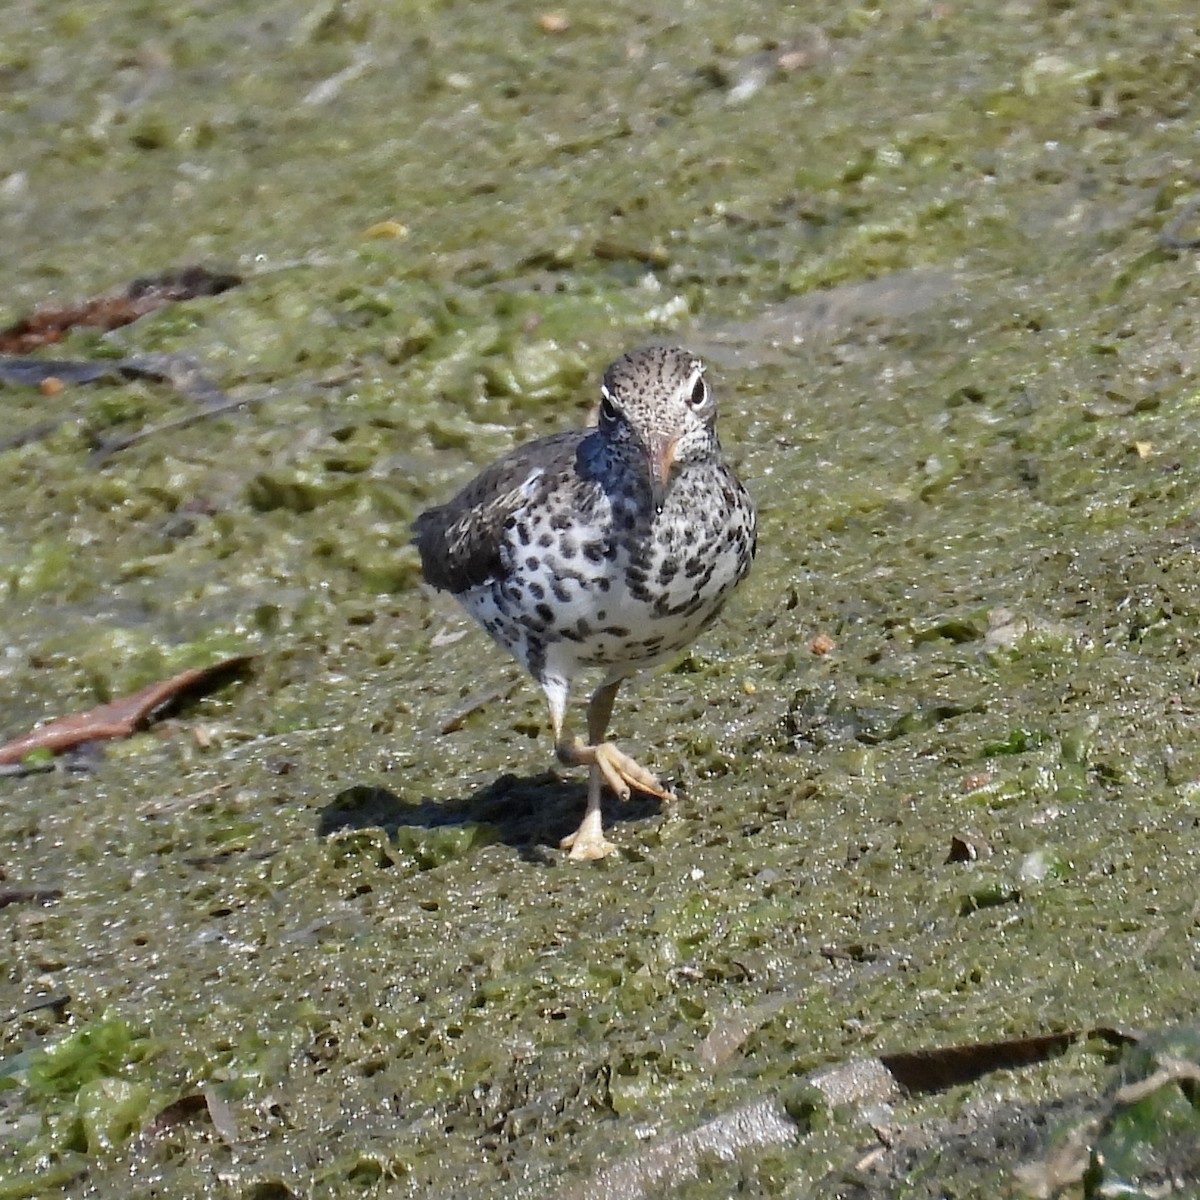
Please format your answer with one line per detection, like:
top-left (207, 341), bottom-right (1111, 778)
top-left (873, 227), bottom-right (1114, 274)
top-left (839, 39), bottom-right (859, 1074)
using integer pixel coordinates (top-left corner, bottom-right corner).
top-left (413, 346), bottom-right (756, 859)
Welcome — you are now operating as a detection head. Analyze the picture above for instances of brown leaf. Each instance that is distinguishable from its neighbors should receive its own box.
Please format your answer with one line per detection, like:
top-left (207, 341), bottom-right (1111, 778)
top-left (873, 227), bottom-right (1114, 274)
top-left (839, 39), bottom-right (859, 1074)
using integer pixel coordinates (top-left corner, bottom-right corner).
top-left (0, 655), bottom-right (253, 765)
top-left (144, 1093), bottom-right (208, 1137)
top-left (0, 887), bottom-right (63, 908)
top-left (806, 1027), bottom-right (1142, 1115)
top-left (878, 1026), bottom-right (1137, 1093)
top-left (0, 265), bottom-right (241, 353)
top-left (946, 833), bottom-right (992, 863)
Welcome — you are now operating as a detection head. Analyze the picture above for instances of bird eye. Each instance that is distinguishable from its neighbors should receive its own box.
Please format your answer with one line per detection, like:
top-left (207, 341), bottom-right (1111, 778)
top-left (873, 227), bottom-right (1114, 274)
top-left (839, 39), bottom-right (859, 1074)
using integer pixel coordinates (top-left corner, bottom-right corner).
top-left (688, 377), bottom-right (707, 408)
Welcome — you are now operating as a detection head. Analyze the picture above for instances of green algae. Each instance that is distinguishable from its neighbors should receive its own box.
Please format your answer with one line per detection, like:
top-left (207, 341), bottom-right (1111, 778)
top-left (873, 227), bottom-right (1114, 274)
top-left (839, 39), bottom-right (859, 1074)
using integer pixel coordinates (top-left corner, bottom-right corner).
top-left (1092, 1029), bottom-right (1200, 1195)
top-left (2, 0), bottom-right (1200, 1196)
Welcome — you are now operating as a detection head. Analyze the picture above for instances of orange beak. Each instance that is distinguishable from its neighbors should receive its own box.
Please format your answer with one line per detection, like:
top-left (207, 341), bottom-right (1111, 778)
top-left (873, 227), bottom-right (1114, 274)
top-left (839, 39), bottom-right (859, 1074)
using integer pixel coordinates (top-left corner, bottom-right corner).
top-left (647, 435), bottom-right (679, 511)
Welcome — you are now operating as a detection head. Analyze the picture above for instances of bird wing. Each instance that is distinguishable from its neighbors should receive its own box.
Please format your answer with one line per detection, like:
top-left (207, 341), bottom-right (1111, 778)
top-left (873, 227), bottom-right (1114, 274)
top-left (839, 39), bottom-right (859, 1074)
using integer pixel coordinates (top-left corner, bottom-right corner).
top-left (412, 430), bottom-right (587, 594)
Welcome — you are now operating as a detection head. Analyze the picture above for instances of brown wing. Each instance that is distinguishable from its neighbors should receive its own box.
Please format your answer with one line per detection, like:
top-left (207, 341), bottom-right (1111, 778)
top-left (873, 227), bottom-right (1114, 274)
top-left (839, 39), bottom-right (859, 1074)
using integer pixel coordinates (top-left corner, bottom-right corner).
top-left (411, 430), bottom-right (588, 594)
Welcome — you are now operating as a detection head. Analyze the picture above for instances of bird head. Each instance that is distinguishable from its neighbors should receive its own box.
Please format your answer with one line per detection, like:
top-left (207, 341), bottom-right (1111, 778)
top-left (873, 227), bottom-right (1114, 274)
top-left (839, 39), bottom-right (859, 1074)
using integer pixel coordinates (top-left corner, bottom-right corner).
top-left (596, 346), bottom-right (719, 511)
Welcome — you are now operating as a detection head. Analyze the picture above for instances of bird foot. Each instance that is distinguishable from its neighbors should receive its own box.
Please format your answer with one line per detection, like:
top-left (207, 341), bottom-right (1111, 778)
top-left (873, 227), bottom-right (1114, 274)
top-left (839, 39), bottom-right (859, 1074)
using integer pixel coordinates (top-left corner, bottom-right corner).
top-left (557, 739), bottom-right (676, 804)
top-left (559, 820), bottom-right (617, 861)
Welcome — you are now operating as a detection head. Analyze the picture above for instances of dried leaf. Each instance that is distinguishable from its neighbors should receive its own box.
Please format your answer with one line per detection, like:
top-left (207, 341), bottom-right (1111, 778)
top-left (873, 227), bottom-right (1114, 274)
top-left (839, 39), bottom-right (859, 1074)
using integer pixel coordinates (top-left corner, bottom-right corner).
top-left (144, 1093), bottom-right (207, 1137)
top-left (202, 1085), bottom-right (240, 1144)
top-left (142, 1085), bottom-right (238, 1144)
top-left (0, 656), bottom-right (252, 765)
top-left (0, 887), bottom-right (63, 908)
top-left (879, 1026), bottom-right (1136, 1093)
top-left (0, 266), bottom-right (240, 353)
top-left (946, 833), bottom-right (991, 863)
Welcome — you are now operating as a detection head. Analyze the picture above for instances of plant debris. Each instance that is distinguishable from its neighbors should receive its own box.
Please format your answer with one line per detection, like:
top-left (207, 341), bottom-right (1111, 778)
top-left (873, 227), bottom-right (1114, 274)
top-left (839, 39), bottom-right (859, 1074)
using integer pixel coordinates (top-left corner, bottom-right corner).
top-left (0, 655), bottom-right (253, 767)
top-left (0, 886), bottom-right (63, 908)
top-left (0, 265), bottom-right (240, 353)
top-left (142, 1086), bottom-right (239, 1144)
top-left (0, 353), bottom-right (235, 457)
top-left (804, 1027), bottom-right (1141, 1109)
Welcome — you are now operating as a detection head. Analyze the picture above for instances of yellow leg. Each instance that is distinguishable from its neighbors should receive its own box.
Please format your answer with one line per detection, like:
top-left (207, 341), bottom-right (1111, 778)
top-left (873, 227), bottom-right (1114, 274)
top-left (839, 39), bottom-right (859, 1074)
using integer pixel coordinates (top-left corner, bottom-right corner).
top-left (552, 680), bottom-right (675, 860)
top-left (558, 766), bottom-right (614, 861)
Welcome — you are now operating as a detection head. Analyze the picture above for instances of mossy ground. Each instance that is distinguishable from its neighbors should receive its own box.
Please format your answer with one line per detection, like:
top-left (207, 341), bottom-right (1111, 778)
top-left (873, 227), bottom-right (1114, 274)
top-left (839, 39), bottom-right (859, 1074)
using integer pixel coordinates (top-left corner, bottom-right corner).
top-left (1, 1), bottom-right (1198, 1196)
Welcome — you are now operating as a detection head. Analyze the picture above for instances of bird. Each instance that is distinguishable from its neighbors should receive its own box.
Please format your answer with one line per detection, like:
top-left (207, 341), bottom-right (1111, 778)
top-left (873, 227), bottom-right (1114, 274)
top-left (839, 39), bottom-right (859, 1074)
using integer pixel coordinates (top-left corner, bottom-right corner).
top-left (412, 345), bottom-right (756, 859)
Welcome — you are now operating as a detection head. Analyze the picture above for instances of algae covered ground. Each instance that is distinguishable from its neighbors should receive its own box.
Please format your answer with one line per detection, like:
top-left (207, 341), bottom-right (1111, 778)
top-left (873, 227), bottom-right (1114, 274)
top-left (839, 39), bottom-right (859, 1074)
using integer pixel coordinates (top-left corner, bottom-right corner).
top-left (1, 1), bottom-right (1199, 1196)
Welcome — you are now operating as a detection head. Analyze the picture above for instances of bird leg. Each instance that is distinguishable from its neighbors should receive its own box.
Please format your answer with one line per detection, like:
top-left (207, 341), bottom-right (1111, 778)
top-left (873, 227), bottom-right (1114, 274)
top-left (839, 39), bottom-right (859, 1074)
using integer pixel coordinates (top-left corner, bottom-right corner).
top-left (554, 679), bottom-right (676, 861)
top-left (560, 767), bottom-right (613, 861)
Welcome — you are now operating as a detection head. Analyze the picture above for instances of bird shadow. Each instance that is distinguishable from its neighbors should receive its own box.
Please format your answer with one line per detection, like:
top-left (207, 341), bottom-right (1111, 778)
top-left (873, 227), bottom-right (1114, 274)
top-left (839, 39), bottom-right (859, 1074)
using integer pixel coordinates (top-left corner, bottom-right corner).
top-left (316, 773), bottom-right (666, 864)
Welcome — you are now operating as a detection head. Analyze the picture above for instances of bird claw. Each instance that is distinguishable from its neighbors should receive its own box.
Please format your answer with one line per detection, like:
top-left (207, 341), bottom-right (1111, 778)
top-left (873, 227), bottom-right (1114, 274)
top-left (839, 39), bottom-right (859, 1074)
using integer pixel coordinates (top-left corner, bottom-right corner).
top-left (556, 737), bottom-right (675, 802)
top-left (594, 742), bottom-right (676, 804)
top-left (553, 737), bottom-right (674, 859)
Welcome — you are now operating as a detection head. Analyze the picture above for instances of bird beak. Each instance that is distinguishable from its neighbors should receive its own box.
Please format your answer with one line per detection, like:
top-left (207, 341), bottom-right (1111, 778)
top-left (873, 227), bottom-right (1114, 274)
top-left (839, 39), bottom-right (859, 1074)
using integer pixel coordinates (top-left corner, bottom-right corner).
top-left (647, 435), bottom-right (679, 511)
